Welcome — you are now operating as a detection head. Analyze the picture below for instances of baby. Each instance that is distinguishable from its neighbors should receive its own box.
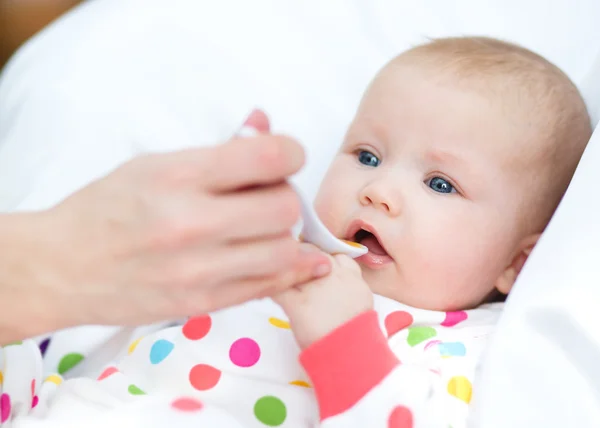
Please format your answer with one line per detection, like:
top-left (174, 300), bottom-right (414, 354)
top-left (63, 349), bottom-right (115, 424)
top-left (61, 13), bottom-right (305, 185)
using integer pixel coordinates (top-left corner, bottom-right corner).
top-left (2, 36), bottom-right (591, 428)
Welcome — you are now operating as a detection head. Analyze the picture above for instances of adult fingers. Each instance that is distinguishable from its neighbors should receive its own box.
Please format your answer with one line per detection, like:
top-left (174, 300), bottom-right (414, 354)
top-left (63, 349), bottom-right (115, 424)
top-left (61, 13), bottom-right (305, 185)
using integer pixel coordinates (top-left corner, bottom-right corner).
top-left (201, 182), bottom-right (301, 242)
top-left (211, 246), bottom-right (331, 309)
top-left (149, 183), bottom-right (301, 249)
top-left (163, 135), bottom-right (306, 193)
top-left (168, 246), bottom-right (331, 315)
top-left (209, 135), bottom-right (305, 192)
top-left (239, 245), bottom-right (332, 297)
top-left (158, 238), bottom-right (330, 292)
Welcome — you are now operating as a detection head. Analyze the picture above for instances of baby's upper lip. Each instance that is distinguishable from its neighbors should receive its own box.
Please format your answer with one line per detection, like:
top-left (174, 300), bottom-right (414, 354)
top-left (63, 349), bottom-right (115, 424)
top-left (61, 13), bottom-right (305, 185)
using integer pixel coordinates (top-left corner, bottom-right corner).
top-left (345, 219), bottom-right (391, 257)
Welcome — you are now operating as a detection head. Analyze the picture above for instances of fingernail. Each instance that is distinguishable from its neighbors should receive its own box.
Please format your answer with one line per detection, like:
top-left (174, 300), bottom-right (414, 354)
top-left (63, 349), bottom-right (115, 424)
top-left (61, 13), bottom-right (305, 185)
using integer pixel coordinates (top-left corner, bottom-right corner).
top-left (242, 108), bottom-right (270, 132)
top-left (313, 262), bottom-right (331, 277)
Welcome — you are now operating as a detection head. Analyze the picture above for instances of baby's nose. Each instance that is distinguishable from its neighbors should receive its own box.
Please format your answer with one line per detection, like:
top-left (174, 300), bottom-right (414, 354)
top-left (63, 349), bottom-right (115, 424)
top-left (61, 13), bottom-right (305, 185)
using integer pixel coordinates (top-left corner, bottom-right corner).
top-left (359, 183), bottom-right (400, 216)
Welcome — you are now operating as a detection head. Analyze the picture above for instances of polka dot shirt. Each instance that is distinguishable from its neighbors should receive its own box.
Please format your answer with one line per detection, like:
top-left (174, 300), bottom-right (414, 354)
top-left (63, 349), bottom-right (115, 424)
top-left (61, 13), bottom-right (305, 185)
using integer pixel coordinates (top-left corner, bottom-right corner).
top-left (0, 296), bottom-right (502, 427)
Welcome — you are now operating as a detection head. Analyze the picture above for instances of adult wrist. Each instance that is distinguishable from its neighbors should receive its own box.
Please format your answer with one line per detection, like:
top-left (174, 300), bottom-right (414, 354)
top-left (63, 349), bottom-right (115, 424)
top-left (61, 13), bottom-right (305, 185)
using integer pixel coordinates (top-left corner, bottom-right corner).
top-left (0, 211), bottom-right (67, 344)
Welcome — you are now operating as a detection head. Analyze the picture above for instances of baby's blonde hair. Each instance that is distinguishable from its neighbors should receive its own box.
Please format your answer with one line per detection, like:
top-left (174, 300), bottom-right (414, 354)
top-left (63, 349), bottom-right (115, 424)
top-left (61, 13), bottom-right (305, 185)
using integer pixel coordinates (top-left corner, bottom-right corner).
top-left (396, 36), bottom-right (592, 232)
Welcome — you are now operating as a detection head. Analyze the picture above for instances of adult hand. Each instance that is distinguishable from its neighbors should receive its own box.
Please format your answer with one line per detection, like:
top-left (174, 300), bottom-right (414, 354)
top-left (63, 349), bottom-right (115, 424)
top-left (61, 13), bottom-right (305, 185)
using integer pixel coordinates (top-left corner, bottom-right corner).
top-left (1, 133), bottom-right (330, 342)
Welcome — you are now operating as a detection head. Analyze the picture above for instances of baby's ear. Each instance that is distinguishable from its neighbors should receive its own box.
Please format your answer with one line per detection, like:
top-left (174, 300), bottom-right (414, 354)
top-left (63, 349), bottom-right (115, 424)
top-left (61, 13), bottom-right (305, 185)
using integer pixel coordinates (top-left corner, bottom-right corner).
top-left (495, 233), bottom-right (541, 295)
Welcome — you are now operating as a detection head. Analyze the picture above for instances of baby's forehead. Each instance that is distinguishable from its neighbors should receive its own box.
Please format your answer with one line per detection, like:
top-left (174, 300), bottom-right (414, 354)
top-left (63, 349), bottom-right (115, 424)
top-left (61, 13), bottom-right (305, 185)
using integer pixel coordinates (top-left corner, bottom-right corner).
top-left (372, 57), bottom-right (537, 113)
top-left (368, 58), bottom-right (557, 156)
top-left (364, 67), bottom-right (538, 139)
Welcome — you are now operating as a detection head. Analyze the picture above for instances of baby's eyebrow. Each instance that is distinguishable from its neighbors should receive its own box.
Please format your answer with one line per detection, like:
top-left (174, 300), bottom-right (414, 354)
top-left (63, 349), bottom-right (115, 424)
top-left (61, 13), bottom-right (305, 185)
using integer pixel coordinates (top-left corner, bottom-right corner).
top-left (424, 149), bottom-right (476, 178)
top-left (425, 149), bottom-right (464, 166)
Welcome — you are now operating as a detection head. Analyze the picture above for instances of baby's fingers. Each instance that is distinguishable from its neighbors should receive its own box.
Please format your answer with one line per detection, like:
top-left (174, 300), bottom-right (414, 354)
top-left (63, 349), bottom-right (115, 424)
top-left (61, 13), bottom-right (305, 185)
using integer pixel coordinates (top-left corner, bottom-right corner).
top-left (333, 253), bottom-right (362, 273)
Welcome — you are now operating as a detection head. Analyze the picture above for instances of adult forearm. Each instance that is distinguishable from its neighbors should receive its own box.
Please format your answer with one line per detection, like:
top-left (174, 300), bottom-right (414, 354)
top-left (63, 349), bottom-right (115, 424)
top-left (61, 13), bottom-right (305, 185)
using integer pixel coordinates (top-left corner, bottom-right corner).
top-left (0, 212), bottom-right (64, 344)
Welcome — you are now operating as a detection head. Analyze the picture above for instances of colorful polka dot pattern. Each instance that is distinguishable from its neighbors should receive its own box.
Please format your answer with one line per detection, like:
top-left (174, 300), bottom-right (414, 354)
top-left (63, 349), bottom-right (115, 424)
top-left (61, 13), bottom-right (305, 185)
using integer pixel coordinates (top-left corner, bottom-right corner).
top-left (128, 384), bottom-right (145, 395)
top-left (39, 337), bottom-right (51, 356)
top-left (45, 375), bottom-right (62, 386)
top-left (447, 376), bottom-right (472, 403)
top-left (189, 364), bottom-right (221, 391)
top-left (388, 405), bottom-right (413, 428)
top-left (128, 338), bottom-right (142, 355)
top-left (146, 309), bottom-right (472, 423)
top-left (31, 379), bottom-right (38, 409)
top-left (126, 314), bottom-right (300, 424)
top-left (57, 353), bottom-right (84, 375)
top-left (289, 380), bottom-right (311, 388)
top-left (384, 311), bottom-right (413, 337)
top-left (401, 311), bottom-right (469, 347)
top-left (2, 300), bottom-right (486, 426)
top-left (166, 395), bottom-right (290, 426)
top-left (406, 326), bottom-right (437, 346)
top-left (441, 311), bottom-right (468, 327)
top-left (268, 317), bottom-right (290, 329)
top-left (437, 342), bottom-right (466, 357)
top-left (98, 367), bottom-right (118, 381)
top-left (0, 393), bottom-right (10, 423)
top-left (126, 309), bottom-right (473, 424)
top-left (171, 397), bottom-right (203, 412)
top-left (183, 315), bottom-right (212, 340)
top-left (150, 340), bottom-right (175, 364)
top-left (254, 396), bottom-right (287, 426)
top-left (229, 338), bottom-right (261, 367)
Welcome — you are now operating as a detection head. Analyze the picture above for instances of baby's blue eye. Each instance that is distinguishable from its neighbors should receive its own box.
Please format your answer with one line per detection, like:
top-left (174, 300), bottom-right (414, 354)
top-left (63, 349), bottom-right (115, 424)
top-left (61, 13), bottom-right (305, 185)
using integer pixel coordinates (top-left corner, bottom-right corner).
top-left (428, 177), bottom-right (455, 194)
top-left (357, 150), bottom-right (380, 167)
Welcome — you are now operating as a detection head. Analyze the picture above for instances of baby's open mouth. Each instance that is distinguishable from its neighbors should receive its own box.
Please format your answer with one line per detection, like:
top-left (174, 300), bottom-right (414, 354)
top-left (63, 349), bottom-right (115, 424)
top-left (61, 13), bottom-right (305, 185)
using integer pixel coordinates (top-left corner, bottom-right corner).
top-left (353, 229), bottom-right (388, 256)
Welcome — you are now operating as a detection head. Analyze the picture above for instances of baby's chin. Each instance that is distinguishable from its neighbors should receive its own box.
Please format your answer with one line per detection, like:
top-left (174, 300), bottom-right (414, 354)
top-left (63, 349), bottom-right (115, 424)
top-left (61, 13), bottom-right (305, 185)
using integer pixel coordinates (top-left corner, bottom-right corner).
top-left (363, 271), bottom-right (483, 312)
top-left (360, 268), bottom-right (400, 299)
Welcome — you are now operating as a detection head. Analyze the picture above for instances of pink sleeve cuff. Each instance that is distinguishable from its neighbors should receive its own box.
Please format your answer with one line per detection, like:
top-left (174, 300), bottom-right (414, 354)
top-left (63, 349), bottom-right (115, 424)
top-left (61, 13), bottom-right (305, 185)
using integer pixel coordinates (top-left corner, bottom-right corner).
top-left (299, 310), bottom-right (400, 420)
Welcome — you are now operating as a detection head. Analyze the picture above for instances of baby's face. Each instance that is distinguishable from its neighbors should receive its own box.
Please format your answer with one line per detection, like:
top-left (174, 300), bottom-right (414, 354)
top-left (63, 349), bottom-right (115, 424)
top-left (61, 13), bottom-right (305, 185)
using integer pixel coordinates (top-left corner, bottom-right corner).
top-left (315, 64), bottom-right (538, 311)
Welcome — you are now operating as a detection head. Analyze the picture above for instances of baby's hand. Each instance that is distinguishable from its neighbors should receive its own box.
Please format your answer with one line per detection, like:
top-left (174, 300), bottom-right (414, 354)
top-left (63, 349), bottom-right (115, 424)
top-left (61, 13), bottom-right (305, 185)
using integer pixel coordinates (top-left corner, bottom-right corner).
top-left (274, 245), bottom-right (374, 349)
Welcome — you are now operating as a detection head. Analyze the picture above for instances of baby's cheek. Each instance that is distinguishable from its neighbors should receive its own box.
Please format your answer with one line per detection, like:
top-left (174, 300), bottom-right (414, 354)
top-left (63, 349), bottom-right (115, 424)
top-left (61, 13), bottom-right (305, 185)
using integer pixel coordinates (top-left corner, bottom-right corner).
top-left (427, 233), bottom-right (502, 305)
top-left (313, 183), bottom-right (352, 232)
top-left (313, 192), bottom-right (337, 229)
top-left (410, 222), bottom-right (478, 285)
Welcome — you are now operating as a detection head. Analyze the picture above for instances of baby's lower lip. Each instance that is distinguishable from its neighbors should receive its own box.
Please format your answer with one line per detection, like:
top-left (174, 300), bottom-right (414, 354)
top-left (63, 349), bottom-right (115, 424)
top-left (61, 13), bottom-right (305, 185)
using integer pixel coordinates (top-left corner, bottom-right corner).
top-left (356, 252), bottom-right (393, 269)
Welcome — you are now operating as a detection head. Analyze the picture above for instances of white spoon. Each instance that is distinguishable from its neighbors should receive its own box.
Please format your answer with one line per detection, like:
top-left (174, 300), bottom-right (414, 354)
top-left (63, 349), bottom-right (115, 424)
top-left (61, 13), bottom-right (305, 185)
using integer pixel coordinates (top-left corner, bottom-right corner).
top-left (236, 124), bottom-right (368, 259)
